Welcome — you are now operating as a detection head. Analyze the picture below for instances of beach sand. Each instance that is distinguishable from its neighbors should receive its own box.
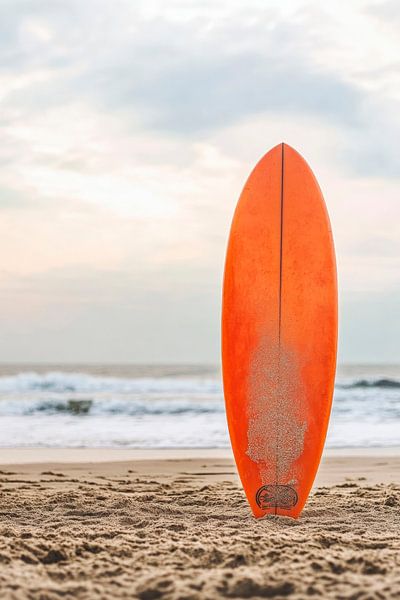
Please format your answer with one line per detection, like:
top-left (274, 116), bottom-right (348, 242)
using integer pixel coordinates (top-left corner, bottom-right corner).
top-left (0, 449), bottom-right (399, 599)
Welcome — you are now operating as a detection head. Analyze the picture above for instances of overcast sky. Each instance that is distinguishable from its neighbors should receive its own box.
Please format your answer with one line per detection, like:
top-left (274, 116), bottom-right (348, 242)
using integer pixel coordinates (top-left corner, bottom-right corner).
top-left (0, 0), bottom-right (399, 363)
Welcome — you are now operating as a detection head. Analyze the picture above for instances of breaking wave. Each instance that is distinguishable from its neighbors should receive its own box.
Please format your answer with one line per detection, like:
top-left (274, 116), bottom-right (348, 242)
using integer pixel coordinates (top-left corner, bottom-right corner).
top-left (337, 378), bottom-right (400, 390)
top-left (0, 367), bottom-right (399, 448)
top-left (0, 397), bottom-right (224, 417)
top-left (0, 371), bottom-right (220, 394)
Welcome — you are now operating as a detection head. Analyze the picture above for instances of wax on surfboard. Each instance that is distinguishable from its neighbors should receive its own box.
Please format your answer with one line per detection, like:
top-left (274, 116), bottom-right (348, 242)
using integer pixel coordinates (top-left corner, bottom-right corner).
top-left (222, 143), bottom-right (337, 518)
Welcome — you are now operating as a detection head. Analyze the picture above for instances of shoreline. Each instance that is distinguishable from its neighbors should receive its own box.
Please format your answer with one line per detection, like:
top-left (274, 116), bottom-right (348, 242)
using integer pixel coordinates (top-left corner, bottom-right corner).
top-left (0, 448), bottom-right (399, 489)
top-left (0, 445), bottom-right (399, 464)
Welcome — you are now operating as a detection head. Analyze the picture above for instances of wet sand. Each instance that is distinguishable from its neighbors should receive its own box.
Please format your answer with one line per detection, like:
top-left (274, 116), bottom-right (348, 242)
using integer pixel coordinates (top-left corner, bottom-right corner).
top-left (0, 450), bottom-right (399, 599)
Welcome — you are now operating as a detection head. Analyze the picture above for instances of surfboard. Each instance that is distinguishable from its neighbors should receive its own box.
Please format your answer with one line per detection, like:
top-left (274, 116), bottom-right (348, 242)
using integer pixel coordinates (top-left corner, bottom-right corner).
top-left (222, 143), bottom-right (337, 519)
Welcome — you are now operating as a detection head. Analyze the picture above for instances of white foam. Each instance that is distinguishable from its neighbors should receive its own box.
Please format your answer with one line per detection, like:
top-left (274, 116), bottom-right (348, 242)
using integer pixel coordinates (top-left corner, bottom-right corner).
top-left (0, 368), bottom-right (398, 448)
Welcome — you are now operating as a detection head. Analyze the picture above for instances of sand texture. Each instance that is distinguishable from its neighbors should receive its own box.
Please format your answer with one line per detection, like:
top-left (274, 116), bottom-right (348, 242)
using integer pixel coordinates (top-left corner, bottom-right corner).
top-left (0, 455), bottom-right (399, 599)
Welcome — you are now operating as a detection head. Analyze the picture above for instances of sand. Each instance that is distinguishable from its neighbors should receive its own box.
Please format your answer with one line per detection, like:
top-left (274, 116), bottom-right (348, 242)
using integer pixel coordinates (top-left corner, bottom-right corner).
top-left (0, 450), bottom-right (399, 599)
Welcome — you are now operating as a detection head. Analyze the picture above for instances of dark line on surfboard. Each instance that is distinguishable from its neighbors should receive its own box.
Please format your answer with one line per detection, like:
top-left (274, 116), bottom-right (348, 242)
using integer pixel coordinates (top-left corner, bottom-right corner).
top-left (275, 142), bottom-right (285, 515)
top-left (278, 143), bottom-right (284, 344)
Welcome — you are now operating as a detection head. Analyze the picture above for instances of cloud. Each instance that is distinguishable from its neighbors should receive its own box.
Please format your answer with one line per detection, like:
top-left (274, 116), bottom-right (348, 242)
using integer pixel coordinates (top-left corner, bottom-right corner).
top-left (108, 51), bottom-right (361, 135)
top-left (0, 262), bottom-right (222, 362)
top-left (0, 185), bottom-right (29, 208)
top-left (2, 0), bottom-right (399, 181)
top-left (0, 2), bottom-right (362, 134)
top-left (0, 0), bottom-right (399, 361)
top-left (339, 289), bottom-right (400, 363)
top-left (367, 0), bottom-right (400, 24)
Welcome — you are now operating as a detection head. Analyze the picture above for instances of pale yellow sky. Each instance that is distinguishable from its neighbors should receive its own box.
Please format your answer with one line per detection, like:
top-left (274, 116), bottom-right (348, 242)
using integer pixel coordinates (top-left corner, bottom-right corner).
top-left (0, 0), bottom-right (399, 362)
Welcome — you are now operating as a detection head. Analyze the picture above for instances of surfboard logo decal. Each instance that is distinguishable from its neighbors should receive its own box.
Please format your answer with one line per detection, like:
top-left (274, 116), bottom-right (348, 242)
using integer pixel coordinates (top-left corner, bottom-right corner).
top-left (255, 484), bottom-right (298, 510)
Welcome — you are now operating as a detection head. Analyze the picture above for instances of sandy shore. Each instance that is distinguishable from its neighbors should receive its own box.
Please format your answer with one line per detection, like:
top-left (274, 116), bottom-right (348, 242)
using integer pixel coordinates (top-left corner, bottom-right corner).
top-left (0, 450), bottom-right (399, 599)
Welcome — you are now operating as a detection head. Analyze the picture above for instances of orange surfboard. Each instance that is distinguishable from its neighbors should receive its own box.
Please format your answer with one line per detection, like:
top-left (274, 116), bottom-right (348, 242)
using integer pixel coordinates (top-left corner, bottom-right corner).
top-left (222, 143), bottom-right (337, 519)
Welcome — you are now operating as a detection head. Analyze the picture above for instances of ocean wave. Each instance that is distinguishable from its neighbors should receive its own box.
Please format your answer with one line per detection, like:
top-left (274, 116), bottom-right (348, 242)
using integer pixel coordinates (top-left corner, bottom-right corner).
top-left (0, 397), bottom-right (225, 417)
top-left (336, 378), bottom-right (400, 390)
top-left (0, 368), bottom-right (399, 448)
top-left (2, 371), bottom-right (400, 394)
top-left (0, 371), bottom-right (220, 395)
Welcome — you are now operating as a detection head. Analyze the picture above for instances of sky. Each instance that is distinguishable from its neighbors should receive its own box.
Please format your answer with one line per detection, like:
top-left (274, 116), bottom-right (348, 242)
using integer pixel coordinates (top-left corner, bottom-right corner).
top-left (0, 0), bottom-right (399, 363)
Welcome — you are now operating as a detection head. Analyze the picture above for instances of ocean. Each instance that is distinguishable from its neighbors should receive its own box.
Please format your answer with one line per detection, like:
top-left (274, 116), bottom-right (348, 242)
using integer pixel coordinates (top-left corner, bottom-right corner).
top-left (0, 363), bottom-right (399, 449)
